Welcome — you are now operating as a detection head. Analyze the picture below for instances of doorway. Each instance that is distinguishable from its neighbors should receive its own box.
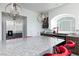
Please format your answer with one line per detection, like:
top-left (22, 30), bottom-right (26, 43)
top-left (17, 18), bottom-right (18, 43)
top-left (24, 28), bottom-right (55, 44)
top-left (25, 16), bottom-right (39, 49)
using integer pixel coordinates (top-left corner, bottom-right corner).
top-left (2, 12), bottom-right (27, 41)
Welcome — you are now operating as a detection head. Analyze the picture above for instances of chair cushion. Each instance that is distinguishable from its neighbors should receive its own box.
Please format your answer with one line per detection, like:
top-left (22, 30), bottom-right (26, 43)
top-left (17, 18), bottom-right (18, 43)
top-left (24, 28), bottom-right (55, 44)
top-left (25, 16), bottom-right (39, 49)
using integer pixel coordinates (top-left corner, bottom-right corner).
top-left (66, 40), bottom-right (76, 48)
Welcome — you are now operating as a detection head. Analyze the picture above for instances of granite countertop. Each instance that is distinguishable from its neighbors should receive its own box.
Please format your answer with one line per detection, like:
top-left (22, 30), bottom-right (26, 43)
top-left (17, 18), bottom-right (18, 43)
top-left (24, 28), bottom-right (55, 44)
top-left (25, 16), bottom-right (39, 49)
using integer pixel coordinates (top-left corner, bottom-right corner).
top-left (67, 34), bottom-right (79, 37)
top-left (41, 32), bottom-right (68, 36)
top-left (0, 36), bottom-right (65, 56)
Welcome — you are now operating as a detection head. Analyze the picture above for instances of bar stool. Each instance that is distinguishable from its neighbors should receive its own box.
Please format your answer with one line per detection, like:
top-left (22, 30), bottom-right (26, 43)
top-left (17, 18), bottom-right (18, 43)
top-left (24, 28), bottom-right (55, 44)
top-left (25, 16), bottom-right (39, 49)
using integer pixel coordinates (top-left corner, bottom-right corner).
top-left (64, 40), bottom-right (76, 48)
top-left (64, 40), bottom-right (76, 55)
top-left (43, 46), bottom-right (71, 56)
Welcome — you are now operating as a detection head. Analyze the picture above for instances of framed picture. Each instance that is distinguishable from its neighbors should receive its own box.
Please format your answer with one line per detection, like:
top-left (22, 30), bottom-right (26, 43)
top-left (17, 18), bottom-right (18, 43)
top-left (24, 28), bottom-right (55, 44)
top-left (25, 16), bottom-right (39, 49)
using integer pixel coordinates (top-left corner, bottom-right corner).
top-left (42, 17), bottom-right (49, 28)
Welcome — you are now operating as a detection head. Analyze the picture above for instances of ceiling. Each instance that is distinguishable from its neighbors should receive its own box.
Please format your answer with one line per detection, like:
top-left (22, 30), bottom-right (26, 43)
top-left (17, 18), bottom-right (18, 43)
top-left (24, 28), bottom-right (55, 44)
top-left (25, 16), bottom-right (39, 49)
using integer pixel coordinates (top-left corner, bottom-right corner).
top-left (19, 3), bottom-right (65, 13)
top-left (0, 3), bottom-right (65, 13)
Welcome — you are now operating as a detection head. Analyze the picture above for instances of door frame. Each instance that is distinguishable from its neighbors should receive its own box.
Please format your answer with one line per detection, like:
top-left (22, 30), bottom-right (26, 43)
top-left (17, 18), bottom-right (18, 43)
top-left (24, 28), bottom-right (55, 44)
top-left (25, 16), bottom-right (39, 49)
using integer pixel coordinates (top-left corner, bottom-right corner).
top-left (2, 12), bottom-right (27, 43)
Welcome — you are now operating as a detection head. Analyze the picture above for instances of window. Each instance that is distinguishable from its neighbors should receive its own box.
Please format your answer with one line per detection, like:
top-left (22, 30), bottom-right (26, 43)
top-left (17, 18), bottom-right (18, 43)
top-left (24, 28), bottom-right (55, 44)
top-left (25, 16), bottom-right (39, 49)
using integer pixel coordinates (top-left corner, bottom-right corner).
top-left (57, 17), bottom-right (75, 31)
top-left (50, 14), bottom-right (75, 33)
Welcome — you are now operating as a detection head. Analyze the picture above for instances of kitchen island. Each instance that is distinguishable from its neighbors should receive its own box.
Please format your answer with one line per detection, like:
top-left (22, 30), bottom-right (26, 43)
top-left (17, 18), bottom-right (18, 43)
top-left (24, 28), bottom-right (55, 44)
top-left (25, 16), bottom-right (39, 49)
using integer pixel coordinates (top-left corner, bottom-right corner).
top-left (0, 36), bottom-right (65, 56)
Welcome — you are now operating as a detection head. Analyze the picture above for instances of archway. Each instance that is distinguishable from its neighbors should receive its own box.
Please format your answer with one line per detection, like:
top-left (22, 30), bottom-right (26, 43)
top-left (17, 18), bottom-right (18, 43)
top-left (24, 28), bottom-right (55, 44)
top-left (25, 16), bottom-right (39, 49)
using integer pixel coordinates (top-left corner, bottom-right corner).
top-left (50, 14), bottom-right (76, 33)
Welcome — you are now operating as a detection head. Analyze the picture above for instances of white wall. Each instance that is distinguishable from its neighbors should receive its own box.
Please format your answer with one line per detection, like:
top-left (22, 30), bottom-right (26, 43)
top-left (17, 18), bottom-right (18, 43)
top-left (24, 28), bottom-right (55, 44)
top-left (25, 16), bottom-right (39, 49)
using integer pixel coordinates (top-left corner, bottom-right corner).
top-left (0, 3), bottom-right (42, 40)
top-left (48, 3), bottom-right (79, 30)
top-left (19, 7), bottom-right (42, 36)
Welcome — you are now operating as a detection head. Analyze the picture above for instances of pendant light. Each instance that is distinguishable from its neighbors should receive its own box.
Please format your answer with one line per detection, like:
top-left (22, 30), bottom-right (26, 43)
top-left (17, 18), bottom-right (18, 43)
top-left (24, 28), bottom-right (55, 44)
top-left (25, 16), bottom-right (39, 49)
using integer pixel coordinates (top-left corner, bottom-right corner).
top-left (5, 3), bottom-right (21, 20)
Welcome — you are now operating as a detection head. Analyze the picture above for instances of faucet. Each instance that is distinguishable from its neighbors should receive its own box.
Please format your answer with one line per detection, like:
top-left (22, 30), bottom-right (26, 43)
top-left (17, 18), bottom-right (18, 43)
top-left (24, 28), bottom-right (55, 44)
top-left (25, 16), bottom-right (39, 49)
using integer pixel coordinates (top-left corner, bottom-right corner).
top-left (53, 27), bottom-right (58, 34)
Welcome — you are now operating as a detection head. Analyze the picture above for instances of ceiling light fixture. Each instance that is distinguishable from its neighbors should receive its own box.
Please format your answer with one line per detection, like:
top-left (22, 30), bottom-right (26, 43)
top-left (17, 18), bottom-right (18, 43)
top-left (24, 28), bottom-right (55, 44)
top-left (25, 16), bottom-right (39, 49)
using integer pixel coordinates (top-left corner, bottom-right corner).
top-left (5, 3), bottom-right (21, 20)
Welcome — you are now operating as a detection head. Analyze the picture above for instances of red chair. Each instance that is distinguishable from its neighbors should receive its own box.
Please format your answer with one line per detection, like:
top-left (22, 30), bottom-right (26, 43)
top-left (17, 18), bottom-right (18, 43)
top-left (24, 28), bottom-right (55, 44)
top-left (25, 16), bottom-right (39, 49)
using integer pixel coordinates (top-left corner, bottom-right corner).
top-left (43, 46), bottom-right (71, 56)
top-left (64, 40), bottom-right (76, 48)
